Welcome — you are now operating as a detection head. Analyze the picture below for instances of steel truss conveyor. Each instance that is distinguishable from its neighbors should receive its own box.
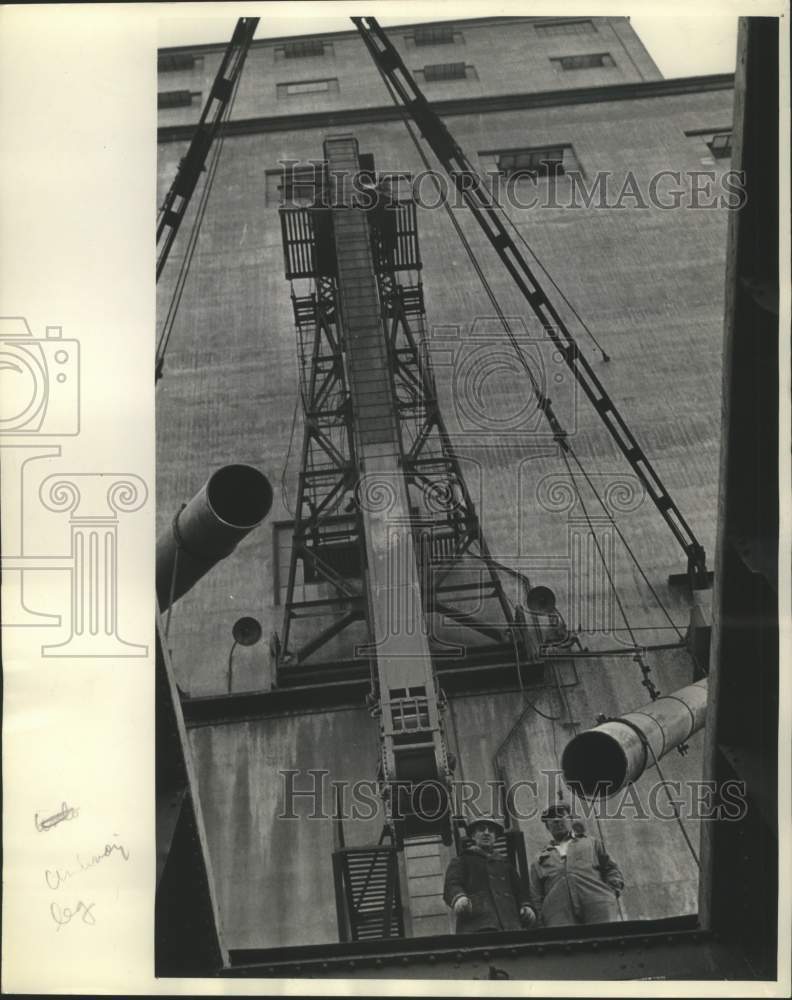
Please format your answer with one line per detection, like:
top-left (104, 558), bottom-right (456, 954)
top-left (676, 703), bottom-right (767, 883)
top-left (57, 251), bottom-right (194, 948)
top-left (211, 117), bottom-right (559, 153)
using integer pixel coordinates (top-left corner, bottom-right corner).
top-left (274, 137), bottom-right (548, 853)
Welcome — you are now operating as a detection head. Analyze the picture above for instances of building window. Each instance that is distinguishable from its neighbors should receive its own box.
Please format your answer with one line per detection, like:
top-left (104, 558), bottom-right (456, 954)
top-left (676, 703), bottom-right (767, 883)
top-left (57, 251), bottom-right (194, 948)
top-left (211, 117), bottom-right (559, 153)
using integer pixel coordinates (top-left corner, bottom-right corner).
top-left (272, 518), bottom-right (361, 604)
top-left (157, 52), bottom-right (202, 72)
top-left (685, 128), bottom-right (734, 164)
top-left (414, 24), bottom-right (456, 46)
top-left (276, 78), bottom-right (339, 98)
top-left (157, 90), bottom-right (201, 109)
top-left (421, 62), bottom-right (471, 82)
top-left (275, 39), bottom-right (332, 59)
top-left (535, 19), bottom-right (597, 36)
top-left (380, 171), bottom-right (414, 200)
top-left (265, 164), bottom-right (325, 207)
top-left (707, 132), bottom-right (733, 159)
top-left (551, 53), bottom-right (616, 70)
top-left (495, 146), bottom-right (573, 180)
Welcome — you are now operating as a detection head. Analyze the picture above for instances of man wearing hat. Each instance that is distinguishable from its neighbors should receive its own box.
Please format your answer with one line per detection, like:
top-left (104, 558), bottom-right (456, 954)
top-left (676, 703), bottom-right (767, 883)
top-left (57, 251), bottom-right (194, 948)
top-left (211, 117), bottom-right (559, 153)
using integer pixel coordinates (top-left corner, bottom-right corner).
top-left (443, 818), bottom-right (537, 934)
top-left (528, 801), bottom-right (624, 927)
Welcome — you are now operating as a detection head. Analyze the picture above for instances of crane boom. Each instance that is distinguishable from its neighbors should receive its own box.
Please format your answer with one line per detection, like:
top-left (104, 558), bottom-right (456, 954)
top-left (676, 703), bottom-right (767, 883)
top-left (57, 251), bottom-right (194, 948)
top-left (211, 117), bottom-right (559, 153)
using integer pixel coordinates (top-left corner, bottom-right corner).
top-left (352, 16), bottom-right (708, 587)
top-left (156, 17), bottom-right (258, 281)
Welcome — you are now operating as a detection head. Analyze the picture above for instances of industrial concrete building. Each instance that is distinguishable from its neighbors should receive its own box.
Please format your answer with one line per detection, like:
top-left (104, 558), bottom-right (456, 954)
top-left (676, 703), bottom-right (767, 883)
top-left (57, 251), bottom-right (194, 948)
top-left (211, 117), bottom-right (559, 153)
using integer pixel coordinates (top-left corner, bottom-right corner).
top-left (155, 15), bottom-right (752, 977)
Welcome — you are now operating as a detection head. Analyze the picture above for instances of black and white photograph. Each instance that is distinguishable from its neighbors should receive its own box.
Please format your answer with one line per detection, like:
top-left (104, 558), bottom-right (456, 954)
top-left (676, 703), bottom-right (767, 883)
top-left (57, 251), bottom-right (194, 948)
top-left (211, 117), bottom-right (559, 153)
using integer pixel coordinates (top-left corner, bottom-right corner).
top-left (152, 7), bottom-right (785, 984)
top-left (0, 2), bottom-right (789, 995)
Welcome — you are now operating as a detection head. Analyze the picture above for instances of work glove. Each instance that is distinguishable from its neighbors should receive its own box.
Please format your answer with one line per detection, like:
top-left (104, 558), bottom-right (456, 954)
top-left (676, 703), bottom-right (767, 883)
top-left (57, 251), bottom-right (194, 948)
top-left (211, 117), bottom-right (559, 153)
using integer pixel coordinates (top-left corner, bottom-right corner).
top-left (519, 905), bottom-right (537, 926)
top-left (453, 896), bottom-right (472, 914)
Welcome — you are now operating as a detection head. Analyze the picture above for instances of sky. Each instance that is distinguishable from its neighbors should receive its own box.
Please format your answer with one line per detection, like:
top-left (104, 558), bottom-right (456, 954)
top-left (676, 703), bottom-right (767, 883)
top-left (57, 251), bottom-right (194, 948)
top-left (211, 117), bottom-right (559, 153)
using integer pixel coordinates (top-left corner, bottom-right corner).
top-left (157, 2), bottom-right (744, 79)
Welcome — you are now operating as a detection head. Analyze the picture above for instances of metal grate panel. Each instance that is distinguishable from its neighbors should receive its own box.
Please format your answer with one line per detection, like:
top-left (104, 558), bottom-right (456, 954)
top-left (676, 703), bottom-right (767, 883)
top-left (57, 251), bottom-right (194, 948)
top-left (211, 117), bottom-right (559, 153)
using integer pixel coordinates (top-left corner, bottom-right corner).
top-left (280, 208), bottom-right (317, 278)
top-left (372, 200), bottom-right (421, 273)
top-left (334, 846), bottom-right (404, 941)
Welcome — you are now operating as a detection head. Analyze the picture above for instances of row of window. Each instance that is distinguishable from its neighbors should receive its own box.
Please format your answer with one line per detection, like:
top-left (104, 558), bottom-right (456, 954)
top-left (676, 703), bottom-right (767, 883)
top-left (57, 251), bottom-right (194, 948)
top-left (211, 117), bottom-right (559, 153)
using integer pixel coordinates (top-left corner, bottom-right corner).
top-left (708, 132), bottom-right (732, 157)
top-left (158, 52), bottom-right (204, 72)
top-left (276, 78), bottom-right (340, 98)
top-left (408, 21), bottom-right (602, 46)
top-left (404, 24), bottom-right (467, 47)
top-left (157, 89), bottom-right (201, 109)
top-left (158, 20), bottom-right (603, 72)
top-left (263, 132), bottom-right (733, 206)
top-left (686, 129), bottom-right (733, 159)
top-left (535, 19), bottom-right (598, 36)
top-left (416, 62), bottom-right (473, 83)
top-left (277, 38), bottom-right (327, 59)
top-left (158, 52), bottom-right (621, 107)
top-left (489, 134), bottom-right (729, 174)
top-left (553, 52), bottom-right (615, 70)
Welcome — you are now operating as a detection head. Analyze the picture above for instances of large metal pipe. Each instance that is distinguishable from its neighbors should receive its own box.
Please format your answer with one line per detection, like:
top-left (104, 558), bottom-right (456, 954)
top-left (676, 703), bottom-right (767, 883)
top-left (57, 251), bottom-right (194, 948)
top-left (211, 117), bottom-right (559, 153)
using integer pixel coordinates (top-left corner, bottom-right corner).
top-left (156, 464), bottom-right (272, 611)
top-left (561, 679), bottom-right (708, 798)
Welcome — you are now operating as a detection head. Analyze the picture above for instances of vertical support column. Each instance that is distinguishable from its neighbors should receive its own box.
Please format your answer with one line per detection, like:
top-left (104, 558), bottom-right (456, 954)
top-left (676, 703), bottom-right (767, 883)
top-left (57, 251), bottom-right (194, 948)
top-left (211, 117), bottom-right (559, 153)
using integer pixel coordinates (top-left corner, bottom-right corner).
top-left (569, 519), bottom-right (615, 637)
top-left (698, 18), bottom-right (779, 978)
top-left (0, 444), bottom-right (62, 625)
top-left (323, 134), bottom-right (452, 851)
top-left (402, 835), bottom-right (454, 937)
top-left (325, 134), bottom-right (440, 685)
top-left (39, 473), bottom-right (148, 656)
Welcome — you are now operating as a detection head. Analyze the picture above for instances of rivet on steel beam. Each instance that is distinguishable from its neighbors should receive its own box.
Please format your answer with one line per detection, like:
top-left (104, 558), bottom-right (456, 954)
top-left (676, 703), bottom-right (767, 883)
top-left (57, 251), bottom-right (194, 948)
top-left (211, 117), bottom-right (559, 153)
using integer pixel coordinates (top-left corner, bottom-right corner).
top-left (483, 950), bottom-right (490, 959)
top-left (375, 959), bottom-right (383, 967)
top-left (536, 947), bottom-right (545, 956)
top-left (591, 942), bottom-right (599, 951)
top-left (429, 954), bottom-right (436, 963)
top-left (348, 961), bottom-right (356, 969)
top-left (455, 951), bottom-right (464, 962)
top-left (401, 957), bottom-right (409, 965)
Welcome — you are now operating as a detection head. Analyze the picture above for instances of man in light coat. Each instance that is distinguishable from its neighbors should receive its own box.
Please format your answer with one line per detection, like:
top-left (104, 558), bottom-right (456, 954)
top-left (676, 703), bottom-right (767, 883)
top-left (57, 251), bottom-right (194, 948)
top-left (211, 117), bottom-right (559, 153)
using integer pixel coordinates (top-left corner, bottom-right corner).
top-left (443, 818), bottom-right (537, 934)
top-left (528, 801), bottom-right (624, 927)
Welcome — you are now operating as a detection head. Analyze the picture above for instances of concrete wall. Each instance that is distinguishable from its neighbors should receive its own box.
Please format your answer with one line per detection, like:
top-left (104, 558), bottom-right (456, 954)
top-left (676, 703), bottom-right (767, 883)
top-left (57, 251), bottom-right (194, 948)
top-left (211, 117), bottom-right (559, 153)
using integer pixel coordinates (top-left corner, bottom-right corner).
top-left (157, 57), bottom-right (733, 948)
top-left (157, 17), bottom-right (661, 128)
top-left (188, 644), bottom-right (702, 948)
top-left (157, 86), bottom-right (733, 693)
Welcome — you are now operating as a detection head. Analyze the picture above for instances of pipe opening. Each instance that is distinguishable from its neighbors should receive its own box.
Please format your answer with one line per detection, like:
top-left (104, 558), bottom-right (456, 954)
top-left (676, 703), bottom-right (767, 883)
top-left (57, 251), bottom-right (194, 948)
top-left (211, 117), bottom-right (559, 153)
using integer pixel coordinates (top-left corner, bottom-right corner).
top-left (561, 731), bottom-right (629, 799)
top-left (206, 464), bottom-right (273, 529)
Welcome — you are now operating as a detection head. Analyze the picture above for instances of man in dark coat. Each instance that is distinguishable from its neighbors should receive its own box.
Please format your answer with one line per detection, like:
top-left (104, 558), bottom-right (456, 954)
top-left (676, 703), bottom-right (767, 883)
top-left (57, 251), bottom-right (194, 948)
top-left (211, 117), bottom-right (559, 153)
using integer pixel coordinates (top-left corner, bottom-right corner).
top-left (443, 818), bottom-right (537, 934)
top-left (528, 802), bottom-right (624, 927)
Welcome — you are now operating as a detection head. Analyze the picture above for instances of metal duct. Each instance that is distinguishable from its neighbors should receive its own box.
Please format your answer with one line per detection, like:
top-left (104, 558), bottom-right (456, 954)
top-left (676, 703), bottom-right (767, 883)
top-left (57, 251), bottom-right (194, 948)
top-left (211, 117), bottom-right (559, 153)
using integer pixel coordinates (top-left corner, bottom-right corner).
top-left (561, 679), bottom-right (708, 798)
top-left (156, 464), bottom-right (272, 611)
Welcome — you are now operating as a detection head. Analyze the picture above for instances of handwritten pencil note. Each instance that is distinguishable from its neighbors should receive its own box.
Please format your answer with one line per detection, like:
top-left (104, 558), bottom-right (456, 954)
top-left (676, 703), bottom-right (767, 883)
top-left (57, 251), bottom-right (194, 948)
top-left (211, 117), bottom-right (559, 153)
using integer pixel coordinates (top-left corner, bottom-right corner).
top-left (35, 801), bottom-right (80, 833)
top-left (34, 800), bottom-right (131, 932)
top-left (3, 648), bottom-right (153, 993)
